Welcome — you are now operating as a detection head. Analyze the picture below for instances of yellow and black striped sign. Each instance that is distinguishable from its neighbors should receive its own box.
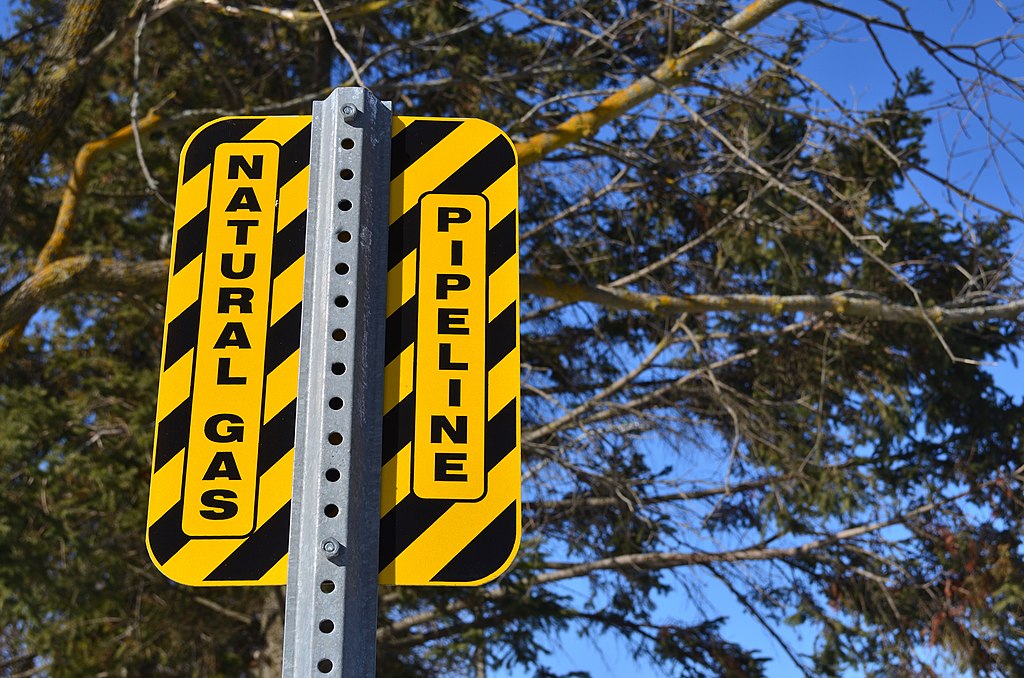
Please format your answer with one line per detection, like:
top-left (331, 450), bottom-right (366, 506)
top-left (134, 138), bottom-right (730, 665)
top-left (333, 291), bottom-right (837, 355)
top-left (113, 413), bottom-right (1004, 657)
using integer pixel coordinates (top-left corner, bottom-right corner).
top-left (379, 117), bottom-right (521, 586)
top-left (148, 115), bottom-right (519, 587)
top-left (147, 116), bottom-right (311, 586)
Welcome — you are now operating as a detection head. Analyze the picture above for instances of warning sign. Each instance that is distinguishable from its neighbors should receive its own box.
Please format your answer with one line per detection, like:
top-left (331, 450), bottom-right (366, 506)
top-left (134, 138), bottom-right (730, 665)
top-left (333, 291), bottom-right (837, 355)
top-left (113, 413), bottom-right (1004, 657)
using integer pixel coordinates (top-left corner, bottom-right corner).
top-left (147, 117), bottom-right (311, 586)
top-left (148, 115), bottom-right (519, 588)
top-left (379, 117), bottom-right (521, 586)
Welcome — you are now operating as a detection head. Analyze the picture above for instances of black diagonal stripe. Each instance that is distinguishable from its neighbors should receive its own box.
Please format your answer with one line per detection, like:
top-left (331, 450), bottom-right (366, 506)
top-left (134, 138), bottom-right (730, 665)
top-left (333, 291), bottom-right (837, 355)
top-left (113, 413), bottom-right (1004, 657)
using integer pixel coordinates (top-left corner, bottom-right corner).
top-left (387, 203), bottom-right (421, 270)
top-left (485, 398), bottom-right (518, 473)
top-left (163, 300), bottom-right (200, 370)
top-left (382, 393), bottom-right (415, 463)
top-left (384, 296), bottom-right (417, 366)
top-left (387, 133), bottom-right (516, 269)
top-left (391, 119), bottom-right (463, 180)
top-left (430, 501), bottom-right (518, 583)
top-left (204, 501), bottom-right (291, 582)
top-left (271, 212), bottom-right (306, 278)
top-left (182, 118), bottom-right (264, 184)
top-left (265, 303), bottom-right (301, 374)
top-left (148, 501), bottom-right (190, 565)
top-left (378, 496), bottom-right (453, 571)
top-left (435, 135), bottom-right (516, 196)
top-left (486, 210), bottom-right (517, 275)
top-left (278, 122), bottom-right (312, 186)
top-left (173, 208), bottom-right (209, 274)
top-left (154, 397), bottom-right (192, 473)
top-left (258, 400), bottom-right (296, 476)
top-left (485, 301), bottom-right (517, 370)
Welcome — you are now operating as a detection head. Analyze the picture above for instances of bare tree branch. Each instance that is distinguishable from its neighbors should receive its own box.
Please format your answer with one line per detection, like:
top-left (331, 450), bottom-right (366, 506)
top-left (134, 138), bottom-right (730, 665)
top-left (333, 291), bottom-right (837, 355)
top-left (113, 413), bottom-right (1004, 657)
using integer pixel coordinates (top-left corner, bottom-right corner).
top-left (522, 273), bottom-right (1024, 326)
top-left (515, 0), bottom-right (798, 165)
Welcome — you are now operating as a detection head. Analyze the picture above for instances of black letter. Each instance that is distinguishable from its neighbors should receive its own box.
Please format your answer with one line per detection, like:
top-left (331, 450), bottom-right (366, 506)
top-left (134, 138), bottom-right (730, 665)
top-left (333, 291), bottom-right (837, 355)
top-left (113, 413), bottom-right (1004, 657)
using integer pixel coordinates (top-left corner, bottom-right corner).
top-left (203, 451), bottom-right (242, 480)
top-left (228, 154), bottom-right (264, 180)
top-left (205, 413), bottom-right (244, 443)
top-left (226, 219), bottom-right (259, 245)
top-left (439, 308), bottom-right (470, 335)
top-left (217, 357), bottom-right (246, 385)
top-left (221, 252), bottom-right (256, 279)
top-left (219, 288), bottom-right (254, 313)
top-left (213, 322), bottom-right (251, 349)
top-left (434, 453), bottom-right (468, 482)
top-left (225, 186), bottom-right (261, 212)
top-left (437, 206), bottom-right (471, 232)
top-left (199, 490), bottom-right (239, 520)
top-left (436, 273), bottom-right (470, 300)
top-left (431, 415), bottom-right (467, 444)
top-left (439, 343), bottom-right (468, 370)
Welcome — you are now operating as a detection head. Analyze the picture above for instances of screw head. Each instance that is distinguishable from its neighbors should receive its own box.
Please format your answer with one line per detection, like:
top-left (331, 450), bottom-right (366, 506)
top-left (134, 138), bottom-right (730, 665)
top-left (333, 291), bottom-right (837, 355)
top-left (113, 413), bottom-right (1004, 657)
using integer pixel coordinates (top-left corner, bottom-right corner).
top-left (322, 538), bottom-right (341, 555)
top-left (341, 104), bottom-right (358, 122)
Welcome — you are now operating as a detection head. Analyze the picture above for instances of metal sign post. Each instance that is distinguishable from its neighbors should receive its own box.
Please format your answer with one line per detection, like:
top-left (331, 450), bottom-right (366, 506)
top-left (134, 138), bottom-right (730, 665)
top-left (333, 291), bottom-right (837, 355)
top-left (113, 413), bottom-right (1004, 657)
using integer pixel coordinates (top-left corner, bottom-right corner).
top-left (282, 88), bottom-right (391, 677)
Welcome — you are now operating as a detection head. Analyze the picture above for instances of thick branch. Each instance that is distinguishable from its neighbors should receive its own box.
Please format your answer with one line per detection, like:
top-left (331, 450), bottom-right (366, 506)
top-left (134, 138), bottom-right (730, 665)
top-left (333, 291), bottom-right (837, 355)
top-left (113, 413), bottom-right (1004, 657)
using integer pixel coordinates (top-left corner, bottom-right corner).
top-left (521, 273), bottom-right (1024, 326)
top-left (514, 0), bottom-right (797, 165)
top-left (0, 0), bottom-right (131, 224)
top-left (180, 0), bottom-right (395, 23)
top-left (172, 0), bottom-right (400, 24)
top-left (0, 257), bottom-right (168, 337)
top-left (39, 113), bottom-right (163, 269)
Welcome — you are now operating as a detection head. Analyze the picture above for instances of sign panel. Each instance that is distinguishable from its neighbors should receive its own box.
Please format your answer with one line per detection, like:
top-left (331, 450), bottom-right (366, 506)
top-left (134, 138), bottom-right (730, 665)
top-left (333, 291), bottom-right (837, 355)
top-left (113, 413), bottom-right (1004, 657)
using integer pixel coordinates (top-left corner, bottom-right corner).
top-left (378, 117), bottom-right (521, 586)
top-left (148, 115), bottom-right (520, 587)
top-left (147, 117), bottom-right (311, 586)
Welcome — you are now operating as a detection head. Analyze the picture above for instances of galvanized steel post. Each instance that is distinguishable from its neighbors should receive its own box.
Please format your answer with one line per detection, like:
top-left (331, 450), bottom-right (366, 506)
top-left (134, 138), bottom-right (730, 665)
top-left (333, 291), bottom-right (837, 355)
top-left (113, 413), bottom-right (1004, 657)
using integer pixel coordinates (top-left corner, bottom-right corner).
top-left (282, 87), bottom-right (391, 677)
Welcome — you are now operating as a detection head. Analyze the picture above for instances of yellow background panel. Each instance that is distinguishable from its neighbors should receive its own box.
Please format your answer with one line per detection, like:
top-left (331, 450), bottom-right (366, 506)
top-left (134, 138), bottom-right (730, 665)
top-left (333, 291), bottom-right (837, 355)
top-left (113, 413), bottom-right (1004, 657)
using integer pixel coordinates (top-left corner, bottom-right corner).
top-left (278, 167), bottom-right (310, 229)
top-left (483, 166), bottom-right (517, 220)
top-left (383, 345), bottom-right (414, 413)
top-left (270, 258), bottom-right (304, 325)
top-left (173, 166), bottom-right (211, 231)
top-left (386, 250), bottom-right (417, 315)
top-left (165, 257), bottom-right (201, 321)
top-left (488, 351), bottom-right (520, 420)
top-left (256, 451), bottom-right (294, 528)
top-left (149, 452), bottom-right (184, 520)
top-left (380, 443), bottom-right (412, 517)
top-left (155, 351), bottom-right (193, 420)
top-left (264, 352), bottom-right (300, 425)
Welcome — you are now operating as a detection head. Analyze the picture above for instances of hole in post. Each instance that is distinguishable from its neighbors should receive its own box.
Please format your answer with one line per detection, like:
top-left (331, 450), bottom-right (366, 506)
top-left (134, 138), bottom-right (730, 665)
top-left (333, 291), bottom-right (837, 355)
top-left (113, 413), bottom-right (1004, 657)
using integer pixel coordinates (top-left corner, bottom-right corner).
top-left (329, 397), bottom-right (344, 410)
top-left (319, 619), bottom-right (335, 633)
top-left (317, 659), bottom-right (333, 673)
top-left (320, 580), bottom-right (335, 593)
top-left (332, 328), bottom-right (346, 341)
top-left (340, 168), bottom-right (354, 180)
top-left (334, 296), bottom-right (348, 308)
top-left (328, 432), bottom-right (342, 445)
top-left (325, 468), bottom-right (340, 482)
top-left (341, 138), bottom-right (355, 149)
top-left (338, 199), bottom-right (352, 211)
top-left (337, 230), bottom-right (352, 243)
top-left (331, 362), bottom-right (346, 375)
top-left (324, 504), bottom-right (339, 518)
top-left (335, 262), bottom-right (349, 275)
